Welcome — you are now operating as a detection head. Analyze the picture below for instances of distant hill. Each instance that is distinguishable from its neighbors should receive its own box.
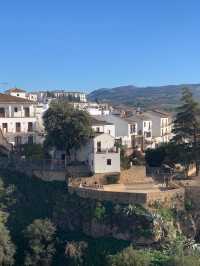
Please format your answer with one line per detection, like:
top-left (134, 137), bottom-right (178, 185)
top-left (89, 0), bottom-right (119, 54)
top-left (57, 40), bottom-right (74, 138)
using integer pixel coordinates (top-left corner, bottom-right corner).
top-left (88, 84), bottom-right (200, 111)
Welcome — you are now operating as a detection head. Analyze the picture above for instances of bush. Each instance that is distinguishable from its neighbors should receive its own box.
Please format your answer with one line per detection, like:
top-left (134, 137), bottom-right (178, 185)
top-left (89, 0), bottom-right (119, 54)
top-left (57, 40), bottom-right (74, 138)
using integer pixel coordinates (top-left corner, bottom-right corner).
top-left (106, 174), bottom-right (120, 184)
top-left (107, 246), bottom-right (151, 266)
top-left (93, 202), bottom-right (106, 221)
top-left (185, 199), bottom-right (193, 211)
top-left (21, 144), bottom-right (45, 160)
top-left (166, 255), bottom-right (200, 266)
top-left (145, 147), bottom-right (166, 167)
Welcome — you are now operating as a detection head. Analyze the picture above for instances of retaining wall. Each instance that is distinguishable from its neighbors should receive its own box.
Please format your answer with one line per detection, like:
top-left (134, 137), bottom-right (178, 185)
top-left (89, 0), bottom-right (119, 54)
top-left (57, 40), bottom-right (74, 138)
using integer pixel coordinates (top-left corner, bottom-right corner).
top-left (69, 186), bottom-right (185, 208)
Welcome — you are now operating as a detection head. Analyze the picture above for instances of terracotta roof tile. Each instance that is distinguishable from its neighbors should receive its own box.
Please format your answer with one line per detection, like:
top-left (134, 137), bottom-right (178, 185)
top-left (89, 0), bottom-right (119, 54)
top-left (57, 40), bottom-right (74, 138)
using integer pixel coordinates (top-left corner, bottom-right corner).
top-left (6, 88), bottom-right (26, 93)
top-left (0, 93), bottom-right (35, 103)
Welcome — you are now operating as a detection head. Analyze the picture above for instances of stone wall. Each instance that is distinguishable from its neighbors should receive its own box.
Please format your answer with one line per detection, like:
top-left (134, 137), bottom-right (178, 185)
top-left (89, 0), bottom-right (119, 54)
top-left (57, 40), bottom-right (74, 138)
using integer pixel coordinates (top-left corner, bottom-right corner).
top-left (68, 186), bottom-right (147, 205)
top-left (120, 166), bottom-right (152, 184)
top-left (69, 186), bottom-right (185, 208)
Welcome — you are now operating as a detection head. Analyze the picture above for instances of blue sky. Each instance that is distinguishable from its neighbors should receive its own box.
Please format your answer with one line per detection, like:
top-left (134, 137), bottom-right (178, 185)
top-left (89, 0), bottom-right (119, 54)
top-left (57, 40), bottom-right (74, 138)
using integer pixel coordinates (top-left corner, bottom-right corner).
top-left (0, 0), bottom-right (200, 92)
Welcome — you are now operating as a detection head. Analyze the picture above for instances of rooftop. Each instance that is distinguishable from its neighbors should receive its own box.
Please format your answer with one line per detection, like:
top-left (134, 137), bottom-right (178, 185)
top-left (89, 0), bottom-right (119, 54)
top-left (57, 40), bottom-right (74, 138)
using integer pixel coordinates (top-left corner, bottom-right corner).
top-left (91, 117), bottom-right (113, 126)
top-left (6, 88), bottom-right (26, 93)
top-left (147, 109), bottom-right (171, 118)
top-left (126, 114), bottom-right (152, 123)
top-left (0, 93), bottom-right (34, 104)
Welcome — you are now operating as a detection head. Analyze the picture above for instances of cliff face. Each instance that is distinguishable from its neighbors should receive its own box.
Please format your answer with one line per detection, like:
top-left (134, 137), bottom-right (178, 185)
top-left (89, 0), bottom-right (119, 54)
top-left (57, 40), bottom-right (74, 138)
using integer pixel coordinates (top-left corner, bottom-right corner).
top-left (52, 194), bottom-right (184, 245)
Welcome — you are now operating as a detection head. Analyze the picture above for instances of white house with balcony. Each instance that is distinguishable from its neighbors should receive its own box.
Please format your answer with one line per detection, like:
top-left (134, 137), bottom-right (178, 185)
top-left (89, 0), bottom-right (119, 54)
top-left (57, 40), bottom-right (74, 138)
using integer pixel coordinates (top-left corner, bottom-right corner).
top-left (0, 93), bottom-right (42, 146)
top-left (95, 114), bottom-right (137, 148)
top-left (126, 114), bottom-right (153, 150)
top-left (91, 117), bottom-right (115, 137)
top-left (145, 110), bottom-right (172, 146)
top-left (54, 133), bottom-right (120, 174)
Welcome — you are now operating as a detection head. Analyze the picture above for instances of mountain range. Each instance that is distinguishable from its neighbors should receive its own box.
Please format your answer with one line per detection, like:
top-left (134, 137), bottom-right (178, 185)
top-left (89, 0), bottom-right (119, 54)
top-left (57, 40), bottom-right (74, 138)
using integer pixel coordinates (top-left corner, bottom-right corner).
top-left (88, 84), bottom-right (200, 111)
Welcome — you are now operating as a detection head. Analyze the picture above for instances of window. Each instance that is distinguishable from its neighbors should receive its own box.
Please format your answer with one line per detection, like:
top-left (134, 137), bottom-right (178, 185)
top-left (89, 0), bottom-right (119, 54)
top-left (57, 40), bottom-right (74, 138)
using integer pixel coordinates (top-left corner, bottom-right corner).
top-left (61, 154), bottom-right (66, 161)
top-left (28, 122), bottom-right (33, 132)
top-left (107, 159), bottom-right (112, 165)
top-left (2, 123), bottom-right (8, 133)
top-left (97, 141), bottom-right (101, 152)
top-left (14, 107), bottom-right (18, 112)
top-left (24, 107), bottom-right (30, 117)
top-left (130, 124), bottom-right (136, 133)
top-left (28, 135), bottom-right (33, 144)
top-left (15, 136), bottom-right (22, 146)
top-left (145, 132), bottom-right (151, 138)
top-left (16, 122), bottom-right (21, 132)
top-left (0, 108), bottom-right (5, 118)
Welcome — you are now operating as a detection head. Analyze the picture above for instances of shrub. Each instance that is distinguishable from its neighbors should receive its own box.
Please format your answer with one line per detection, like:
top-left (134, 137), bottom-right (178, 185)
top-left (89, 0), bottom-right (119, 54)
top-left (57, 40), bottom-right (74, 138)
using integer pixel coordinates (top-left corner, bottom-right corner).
top-left (166, 255), bottom-right (200, 266)
top-left (185, 199), bottom-right (193, 211)
top-left (107, 246), bottom-right (151, 266)
top-left (93, 202), bottom-right (106, 221)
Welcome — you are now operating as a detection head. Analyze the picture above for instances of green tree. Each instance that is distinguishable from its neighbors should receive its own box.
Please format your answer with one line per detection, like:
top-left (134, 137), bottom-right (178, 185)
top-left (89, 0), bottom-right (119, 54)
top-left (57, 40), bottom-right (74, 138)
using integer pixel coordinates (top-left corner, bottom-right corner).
top-left (0, 212), bottom-right (15, 266)
top-left (166, 255), bottom-right (200, 266)
top-left (173, 88), bottom-right (200, 175)
top-left (145, 146), bottom-right (166, 167)
top-left (24, 219), bottom-right (56, 266)
top-left (107, 246), bottom-right (151, 266)
top-left (43, 101), bottom-right (93, 158)
top-left (22, 144), bottom-right (45, 160)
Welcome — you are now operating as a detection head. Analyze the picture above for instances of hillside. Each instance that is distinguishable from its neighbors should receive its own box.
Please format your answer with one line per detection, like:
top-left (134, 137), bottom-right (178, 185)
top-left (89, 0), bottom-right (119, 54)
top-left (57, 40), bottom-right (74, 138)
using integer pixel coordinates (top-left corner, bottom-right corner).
top-left (88, 84), bottom-right (200, 110)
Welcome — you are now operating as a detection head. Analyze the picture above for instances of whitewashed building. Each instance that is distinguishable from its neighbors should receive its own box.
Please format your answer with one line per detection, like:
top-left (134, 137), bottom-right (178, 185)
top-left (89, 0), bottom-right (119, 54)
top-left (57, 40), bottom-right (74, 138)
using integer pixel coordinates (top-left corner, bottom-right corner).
top-left (126, 114), bottom-right (153, 150)
top-left (5, 88), bottom-right (38, 102)
top-left (91, 117), bottom-right (115, 137)
top-left (53, 91), bottom-right (87, 102)
top-left (0, 93), bottom-right (42, 146)
top-left (145, 110), bottom-right (172, 146)
top-left (6, 88), bottom-right (26, 99)
top-left (95, 115), bottom-right (137, 148)
top-left (54, 133), bottom-right (120, 174)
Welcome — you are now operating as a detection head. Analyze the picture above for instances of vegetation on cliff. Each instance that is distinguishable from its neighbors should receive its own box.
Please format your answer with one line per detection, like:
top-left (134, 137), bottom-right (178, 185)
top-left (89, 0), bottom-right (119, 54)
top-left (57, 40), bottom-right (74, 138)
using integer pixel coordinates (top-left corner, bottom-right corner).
top-left (0, 167), bottom-right (200, 265)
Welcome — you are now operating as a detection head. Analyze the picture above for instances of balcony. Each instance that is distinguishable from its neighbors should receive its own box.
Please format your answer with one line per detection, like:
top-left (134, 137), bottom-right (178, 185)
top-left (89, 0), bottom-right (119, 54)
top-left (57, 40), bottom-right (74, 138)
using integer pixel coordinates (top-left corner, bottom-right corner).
top-left (96, 148), bottom-right (119, 154)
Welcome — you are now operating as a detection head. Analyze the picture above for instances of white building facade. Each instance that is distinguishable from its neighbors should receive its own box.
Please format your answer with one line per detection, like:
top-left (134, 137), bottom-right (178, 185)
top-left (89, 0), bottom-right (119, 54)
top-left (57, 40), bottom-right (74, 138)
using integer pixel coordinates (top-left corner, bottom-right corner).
top-left (145, 110), bottom-right (172, 146)
top-left (54, 133), bottom-right (120, 174)
top-left (96, 115), bottom-right (137, 148)
top-left (91, 118), bottom-right (115, 138)
top-left (0, 93), bottom-right (42, 146)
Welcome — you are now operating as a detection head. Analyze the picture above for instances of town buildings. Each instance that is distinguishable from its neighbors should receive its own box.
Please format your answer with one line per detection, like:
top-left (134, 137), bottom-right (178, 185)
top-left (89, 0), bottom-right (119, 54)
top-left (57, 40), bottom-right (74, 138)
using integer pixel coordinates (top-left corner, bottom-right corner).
top-left (6, 88), bottom-right (38, 102)
top-left (53, 90), bottom-right (87, 102)
top-left (0, 93), bottom-right (41, 146)
top-left (95, 114), bottom-right (138, 148)
top-left (0, 86), bottom-right (174, 175)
